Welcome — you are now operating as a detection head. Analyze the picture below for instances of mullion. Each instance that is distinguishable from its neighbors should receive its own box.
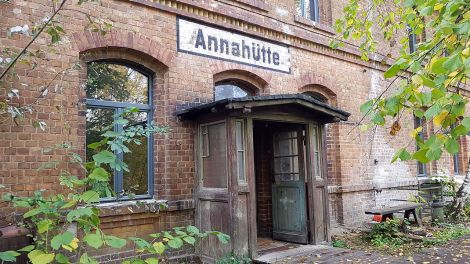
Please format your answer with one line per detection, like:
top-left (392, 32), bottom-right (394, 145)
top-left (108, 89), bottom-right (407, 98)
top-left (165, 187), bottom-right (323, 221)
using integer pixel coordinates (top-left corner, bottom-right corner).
top-left (115, 108), bottom-right (124, 198)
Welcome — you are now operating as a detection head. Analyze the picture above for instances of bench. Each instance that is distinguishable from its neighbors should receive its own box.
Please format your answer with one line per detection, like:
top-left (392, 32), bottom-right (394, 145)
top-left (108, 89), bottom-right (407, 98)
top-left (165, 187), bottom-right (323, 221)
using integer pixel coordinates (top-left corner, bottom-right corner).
top-left (365, 203), bottom-right (423, 226)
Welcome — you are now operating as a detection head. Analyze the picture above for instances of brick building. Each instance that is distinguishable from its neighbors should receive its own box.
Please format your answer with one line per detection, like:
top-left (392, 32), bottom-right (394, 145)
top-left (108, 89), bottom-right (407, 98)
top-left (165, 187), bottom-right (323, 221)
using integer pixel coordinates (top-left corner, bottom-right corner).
top-left (0, 0), bottom-right (469, 262)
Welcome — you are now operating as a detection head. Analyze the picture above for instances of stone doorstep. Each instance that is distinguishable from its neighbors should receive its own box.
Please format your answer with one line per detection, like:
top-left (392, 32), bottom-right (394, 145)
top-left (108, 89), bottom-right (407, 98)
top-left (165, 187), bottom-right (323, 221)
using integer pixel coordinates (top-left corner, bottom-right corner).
top-left (253, 244), bottom-right (349, 264)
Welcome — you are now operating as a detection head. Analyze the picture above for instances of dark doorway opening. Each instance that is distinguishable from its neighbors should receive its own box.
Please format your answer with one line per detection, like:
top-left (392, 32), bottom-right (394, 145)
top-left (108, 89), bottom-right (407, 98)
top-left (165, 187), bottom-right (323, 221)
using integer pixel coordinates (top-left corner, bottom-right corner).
top-left (253, 120), bottom-right (309, 252)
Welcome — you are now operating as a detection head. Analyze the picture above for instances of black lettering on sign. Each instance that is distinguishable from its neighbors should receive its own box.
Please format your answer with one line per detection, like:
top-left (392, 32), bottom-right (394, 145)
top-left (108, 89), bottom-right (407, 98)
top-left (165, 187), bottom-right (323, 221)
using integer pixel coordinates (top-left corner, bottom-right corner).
top-left (195, 29), bottom-right (206, 50)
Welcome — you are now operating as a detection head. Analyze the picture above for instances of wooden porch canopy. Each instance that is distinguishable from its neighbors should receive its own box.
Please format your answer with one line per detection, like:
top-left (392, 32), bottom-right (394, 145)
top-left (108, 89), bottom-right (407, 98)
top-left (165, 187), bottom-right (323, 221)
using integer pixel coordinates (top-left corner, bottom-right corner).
top-left (175, 94), bottom-right (350, 122)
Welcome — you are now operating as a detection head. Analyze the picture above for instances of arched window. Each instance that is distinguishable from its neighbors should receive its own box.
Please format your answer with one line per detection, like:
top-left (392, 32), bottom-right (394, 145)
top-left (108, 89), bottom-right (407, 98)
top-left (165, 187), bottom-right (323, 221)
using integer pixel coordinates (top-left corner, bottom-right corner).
top-left (86, 60), bottom-right (153, 200)
top-left (303, 91), bottom-right (328, 103)
top-left (214, 80), bottom-right (256, 101)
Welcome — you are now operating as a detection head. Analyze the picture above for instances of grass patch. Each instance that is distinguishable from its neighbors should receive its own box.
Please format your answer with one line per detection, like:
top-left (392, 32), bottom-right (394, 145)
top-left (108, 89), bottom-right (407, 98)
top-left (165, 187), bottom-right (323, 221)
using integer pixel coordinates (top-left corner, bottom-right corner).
top-left (334, 221), bottom-right (470, 256)
top-left (423, 224), bottom-right (470, 246)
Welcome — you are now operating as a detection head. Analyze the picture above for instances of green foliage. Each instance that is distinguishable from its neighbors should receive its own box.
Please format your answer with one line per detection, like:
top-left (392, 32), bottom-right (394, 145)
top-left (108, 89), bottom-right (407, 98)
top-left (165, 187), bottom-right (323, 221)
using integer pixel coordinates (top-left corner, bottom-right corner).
top-left (333, 0), bottom-right (470, 164)
top-left (332, 239), bottom-right (349, 248)
top-left (216, 252), bottom-right (252, 264)
top-left (368, 219), bottom-right (409, 249)
top-left (423, 223), bottom-right (470, 246)
top-left (124, 226), bottom-right (230, 264)
top-left (0, 112), bottom-right (227, 263)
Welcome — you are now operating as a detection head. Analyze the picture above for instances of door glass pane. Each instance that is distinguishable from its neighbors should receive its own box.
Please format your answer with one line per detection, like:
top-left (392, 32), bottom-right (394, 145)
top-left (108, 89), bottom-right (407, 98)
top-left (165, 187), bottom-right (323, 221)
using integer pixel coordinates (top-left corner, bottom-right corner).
top-left (86, 62), bottom-right (149, 104)
top-left (123, 112), bottom-right (149, 196)
top-left (86, 107), bottom-right (115, 197)
top-left (202, 122), bottom-right (228, 188)
top-left (236, 121), bottom-right (246, 182)
top-left (273, 131), bottom-right (300, 182)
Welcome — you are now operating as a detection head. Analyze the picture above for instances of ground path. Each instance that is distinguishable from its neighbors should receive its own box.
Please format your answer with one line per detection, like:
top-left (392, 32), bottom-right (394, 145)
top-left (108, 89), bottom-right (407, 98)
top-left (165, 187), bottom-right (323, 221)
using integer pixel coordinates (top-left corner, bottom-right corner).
top-left (254, 235), bottom-right (470, 264)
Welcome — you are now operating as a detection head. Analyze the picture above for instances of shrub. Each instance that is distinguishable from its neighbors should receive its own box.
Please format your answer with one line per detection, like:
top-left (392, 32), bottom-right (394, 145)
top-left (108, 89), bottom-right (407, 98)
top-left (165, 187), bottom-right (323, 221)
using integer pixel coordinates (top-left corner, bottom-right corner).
top-left (368, 219), bottom-right (409, 249)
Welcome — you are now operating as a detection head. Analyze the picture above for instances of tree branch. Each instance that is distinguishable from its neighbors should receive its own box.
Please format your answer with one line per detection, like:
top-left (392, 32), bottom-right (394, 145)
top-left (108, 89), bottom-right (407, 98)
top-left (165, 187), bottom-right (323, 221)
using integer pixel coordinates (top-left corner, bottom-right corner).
top-left (0, 0), bottom-right (68, 81)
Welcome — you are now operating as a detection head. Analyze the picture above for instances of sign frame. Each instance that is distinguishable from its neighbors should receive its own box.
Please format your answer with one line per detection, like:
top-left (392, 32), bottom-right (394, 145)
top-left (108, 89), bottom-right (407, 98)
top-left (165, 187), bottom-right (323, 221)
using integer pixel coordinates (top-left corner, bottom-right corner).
top-left (176, 16), bottom-right (291, 74)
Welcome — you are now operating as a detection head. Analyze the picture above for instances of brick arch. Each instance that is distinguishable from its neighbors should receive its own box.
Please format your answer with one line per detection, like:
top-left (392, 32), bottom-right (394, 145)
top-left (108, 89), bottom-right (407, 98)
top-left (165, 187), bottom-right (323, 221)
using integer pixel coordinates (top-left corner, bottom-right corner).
top-left (73, 30), bottom-right (175, 67)
top-left (298, 73), bottom-right (338, 105)
top-left (210, 61), bottom-right (272, 92)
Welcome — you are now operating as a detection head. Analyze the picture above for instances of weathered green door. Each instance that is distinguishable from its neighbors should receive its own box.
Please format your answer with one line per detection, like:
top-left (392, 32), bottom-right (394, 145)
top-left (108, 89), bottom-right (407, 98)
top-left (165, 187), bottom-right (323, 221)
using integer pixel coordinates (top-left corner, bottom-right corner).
top-left (271, 128), bottom-right (308, 244)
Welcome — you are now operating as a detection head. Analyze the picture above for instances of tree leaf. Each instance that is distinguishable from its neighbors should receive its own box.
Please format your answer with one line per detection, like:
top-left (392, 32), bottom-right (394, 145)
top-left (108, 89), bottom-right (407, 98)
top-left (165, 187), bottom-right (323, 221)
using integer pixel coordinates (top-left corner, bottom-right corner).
top-left (83, 233), bottom-right (103, 249)
top-left (0, 251), bottom-right (20, 262)
top-left (80, 190), bottom-right (100, 203)
top-left (29, 251), bottom-right (55, 264)
top-left (360, 100), bottom-right (374, 114)
top-left (462, 117), bottom-right (470, 129)
top-left (442, 54), bottom-right (463, 72)
top-left (186, 225), bottom-right (200, 234)
top-left (412, 148), bottom-right (429, 163)
top-left (50, 231), bottom-right (74, 250)
top-left (92, 150), bottom-right (115, 165)
top-left (104, 235), bottom-right (127, 249)
top-left (167, 237), bottom-right (184, 249)
top-left (37, 219), bottom-right (53, 234)
top-left (153, 241), bottom-right (166, 254)
top-left (430, 57), bottom-right (448, 74)
top-left (424, 103), bottom-right (441, 119)
top-left (88, 167), bottom-right (109, 182)
top-left (433, 110), bottom-right (448, 126)
top-left (18, 245), bottom-right (35, 252)
top-left (384, 63), bottom-right (400, 78)
top-left (182, 236), bottom-right (196, 245)
top-left (426, 148), bottom-right (442, 161)
top-left (23, 208), bottom-right (41, 218)
top-left (444, 138), bottom-right (459, 154)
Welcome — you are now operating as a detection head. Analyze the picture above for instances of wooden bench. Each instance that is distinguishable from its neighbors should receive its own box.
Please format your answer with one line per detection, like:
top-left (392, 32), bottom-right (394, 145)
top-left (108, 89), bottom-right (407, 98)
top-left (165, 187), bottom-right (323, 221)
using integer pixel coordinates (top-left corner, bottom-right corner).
top-left (365, 203), bottom-right (423, 226)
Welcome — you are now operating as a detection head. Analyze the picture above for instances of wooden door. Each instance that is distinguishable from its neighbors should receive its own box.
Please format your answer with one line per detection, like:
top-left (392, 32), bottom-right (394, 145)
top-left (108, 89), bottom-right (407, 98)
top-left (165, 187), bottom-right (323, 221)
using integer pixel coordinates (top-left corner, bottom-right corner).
top-left (196, 120), bottom-right (231, 261)
top-left (271, 127), bottom-right (308, 244)
top-left (307, 123), bottom-right (329, 244)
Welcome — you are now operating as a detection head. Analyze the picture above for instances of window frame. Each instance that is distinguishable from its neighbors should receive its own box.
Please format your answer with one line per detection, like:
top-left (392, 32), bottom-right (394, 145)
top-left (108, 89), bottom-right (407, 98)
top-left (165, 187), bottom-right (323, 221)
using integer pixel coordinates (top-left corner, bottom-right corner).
top-left (297, 0), bottom-right (320, 22)
top-left (85, 59), bottom-right (155, 201)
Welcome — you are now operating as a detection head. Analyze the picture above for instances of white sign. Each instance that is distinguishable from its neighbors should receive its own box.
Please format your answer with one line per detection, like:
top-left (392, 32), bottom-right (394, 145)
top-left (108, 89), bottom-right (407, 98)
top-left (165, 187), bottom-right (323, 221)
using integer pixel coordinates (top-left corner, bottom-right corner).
top-left (177, 17), bottom-right (291, 73)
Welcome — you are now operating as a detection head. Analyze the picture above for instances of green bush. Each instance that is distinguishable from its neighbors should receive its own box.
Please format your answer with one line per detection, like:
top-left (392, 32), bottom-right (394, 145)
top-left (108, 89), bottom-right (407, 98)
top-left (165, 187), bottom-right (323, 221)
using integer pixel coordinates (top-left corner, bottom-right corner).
top-left (368, 219), bottom-right (409, 249)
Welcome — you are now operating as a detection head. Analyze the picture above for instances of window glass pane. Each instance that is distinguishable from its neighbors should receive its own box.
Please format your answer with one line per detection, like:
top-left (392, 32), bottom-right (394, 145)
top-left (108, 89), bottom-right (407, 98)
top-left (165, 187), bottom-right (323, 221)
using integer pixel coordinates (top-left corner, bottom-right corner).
top-left (304, 0), bottom-right (311, 19)
top-left (214, 84), bottom-right (248, 101)
top-left (123, 112), bottom-right (149, 196)
top-left (86, 107), bottom-right (115, 197)
top-left (86, 62), bottom-right (149, 104)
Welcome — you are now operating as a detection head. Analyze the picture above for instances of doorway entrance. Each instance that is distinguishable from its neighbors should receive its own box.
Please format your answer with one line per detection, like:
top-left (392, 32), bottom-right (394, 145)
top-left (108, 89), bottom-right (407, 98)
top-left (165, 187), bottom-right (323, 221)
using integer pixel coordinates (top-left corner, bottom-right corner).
top-left (176, 94), bottom-right (350, 260)
top-left (254, 121), bottom-right (309, 248)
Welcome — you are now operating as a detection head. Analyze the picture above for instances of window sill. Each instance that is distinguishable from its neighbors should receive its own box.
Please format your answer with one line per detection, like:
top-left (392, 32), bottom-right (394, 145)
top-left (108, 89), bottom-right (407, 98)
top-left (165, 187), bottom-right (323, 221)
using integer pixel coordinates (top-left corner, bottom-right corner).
top-left (294, 15), bottom-right (335, 35)
top-left (231, 0), bottom-right (269, 12)
top-left (96, 198), bottom-right (196, 217)
top-left (97, 199), bottom-right (168, 217)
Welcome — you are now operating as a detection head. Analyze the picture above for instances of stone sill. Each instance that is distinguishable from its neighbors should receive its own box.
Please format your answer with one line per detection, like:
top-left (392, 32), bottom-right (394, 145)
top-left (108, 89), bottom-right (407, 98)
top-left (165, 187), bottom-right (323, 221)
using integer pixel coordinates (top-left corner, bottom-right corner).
top-left (294, 15), bottom-right (335, 35)
top-left (97, 199), bottom-right (195, 217)
top-left (231, 0), bottom-right (269, 12)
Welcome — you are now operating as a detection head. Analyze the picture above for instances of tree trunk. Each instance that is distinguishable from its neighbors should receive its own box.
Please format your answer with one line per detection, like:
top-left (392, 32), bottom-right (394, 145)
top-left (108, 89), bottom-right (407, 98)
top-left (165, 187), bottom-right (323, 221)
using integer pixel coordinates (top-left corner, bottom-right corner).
top-left (449, 159), bottom-right (470, 220)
